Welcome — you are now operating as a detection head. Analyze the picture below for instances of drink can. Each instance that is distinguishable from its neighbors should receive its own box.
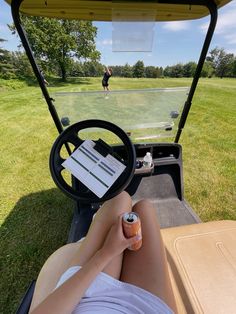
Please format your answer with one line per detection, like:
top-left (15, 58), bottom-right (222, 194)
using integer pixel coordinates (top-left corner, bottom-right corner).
top-left (122, 212), bottom-right (142, 251)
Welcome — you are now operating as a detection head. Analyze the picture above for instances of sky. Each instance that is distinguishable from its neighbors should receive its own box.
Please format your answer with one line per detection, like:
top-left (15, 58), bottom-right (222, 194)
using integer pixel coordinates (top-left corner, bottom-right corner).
top-left (1, 0), bottom-right (236, 67)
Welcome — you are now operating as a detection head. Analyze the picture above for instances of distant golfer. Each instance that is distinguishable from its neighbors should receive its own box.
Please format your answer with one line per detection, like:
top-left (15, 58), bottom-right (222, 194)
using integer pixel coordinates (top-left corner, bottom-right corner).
top-left (102, 67), bottom-right (112, 91)
top-left (40, 70), bottom-right (49, 86)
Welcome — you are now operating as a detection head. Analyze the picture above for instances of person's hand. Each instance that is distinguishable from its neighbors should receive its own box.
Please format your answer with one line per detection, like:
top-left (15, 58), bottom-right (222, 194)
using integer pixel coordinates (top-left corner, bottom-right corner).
top-left (101, 214), bottom-right (141, 260)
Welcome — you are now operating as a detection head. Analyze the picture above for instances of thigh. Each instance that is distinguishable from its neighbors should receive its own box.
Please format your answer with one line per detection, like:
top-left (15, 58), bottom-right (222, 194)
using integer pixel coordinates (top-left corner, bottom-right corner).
top-left (68, 191), bottom-right (132, 278)
top-left (30, 243), bottom-right (81, 313)
top-left (120, 200), bottom-right (177, 312)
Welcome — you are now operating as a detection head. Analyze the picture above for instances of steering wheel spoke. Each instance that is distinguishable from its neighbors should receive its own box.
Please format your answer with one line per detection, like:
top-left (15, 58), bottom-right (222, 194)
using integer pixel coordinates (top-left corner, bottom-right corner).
top-left (55, 156), bottom-right (66, 173)
top-left (67, 131), bottom-right (83, 148)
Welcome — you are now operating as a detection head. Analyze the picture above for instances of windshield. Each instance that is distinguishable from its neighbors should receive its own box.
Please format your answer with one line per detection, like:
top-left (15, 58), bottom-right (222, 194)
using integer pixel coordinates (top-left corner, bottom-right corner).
top-left (34, 13), bottom-right (206, 144)
top-left (53, 87), bottom-right (188, 143)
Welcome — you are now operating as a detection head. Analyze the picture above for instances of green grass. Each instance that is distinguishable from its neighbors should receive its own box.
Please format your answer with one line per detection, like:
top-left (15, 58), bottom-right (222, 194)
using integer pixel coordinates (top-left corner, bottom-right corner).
top-left (0, 77), bottom-right (236, 313)
top-left (181, 78), bottom-right (236, 220)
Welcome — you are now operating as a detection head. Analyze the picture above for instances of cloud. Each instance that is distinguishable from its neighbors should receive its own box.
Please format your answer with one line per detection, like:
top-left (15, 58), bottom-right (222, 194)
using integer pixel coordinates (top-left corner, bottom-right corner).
top-left (102, 39), bottom-right (112, 46)
top-left (97, 39), bottom-right (112, 46)
top-left (200, 2), bottom-right (236, 45)
top-left (0, 23), bottom-right (10, 34)
top-left (162, 21), bottom-right (190, 31)
top-left (224, 33), bottom-right (236, 45)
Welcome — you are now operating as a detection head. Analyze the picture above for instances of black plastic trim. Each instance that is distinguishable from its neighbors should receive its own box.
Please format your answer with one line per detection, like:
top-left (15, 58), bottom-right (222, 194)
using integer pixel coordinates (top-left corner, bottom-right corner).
top-left (16, 280), bottom-right (35, 314)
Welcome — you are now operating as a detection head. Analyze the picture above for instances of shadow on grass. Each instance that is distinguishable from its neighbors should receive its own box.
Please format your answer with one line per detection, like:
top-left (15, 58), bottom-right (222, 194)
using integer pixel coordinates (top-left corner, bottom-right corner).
top-left (0, 188), bottom-right (74, 314)
top-left (22, 76), bottom-right (92, 87)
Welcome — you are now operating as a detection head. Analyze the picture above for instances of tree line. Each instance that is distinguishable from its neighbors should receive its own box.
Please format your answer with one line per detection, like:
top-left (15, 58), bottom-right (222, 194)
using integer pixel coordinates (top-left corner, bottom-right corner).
top-left (69, 49), bottom-right (236, 79)
top-left (1, 46), bottom-right (235, 80)
top-left (1, 15), bottom-right (236, 80)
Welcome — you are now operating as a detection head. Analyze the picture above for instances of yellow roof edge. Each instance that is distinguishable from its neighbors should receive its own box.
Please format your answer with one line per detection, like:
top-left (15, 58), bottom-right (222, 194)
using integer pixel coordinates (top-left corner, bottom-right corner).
top-left (5, 0), bottom-right (232, 21)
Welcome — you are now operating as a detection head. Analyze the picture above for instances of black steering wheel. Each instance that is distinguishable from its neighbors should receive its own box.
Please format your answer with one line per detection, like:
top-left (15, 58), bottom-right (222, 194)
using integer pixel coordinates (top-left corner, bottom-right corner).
top-left (49, 119), bottom-right (136, 203)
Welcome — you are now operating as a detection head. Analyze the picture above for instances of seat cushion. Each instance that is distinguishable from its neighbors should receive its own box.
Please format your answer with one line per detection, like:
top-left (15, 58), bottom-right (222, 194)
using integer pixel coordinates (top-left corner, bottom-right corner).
top-left (161, 220), bottom-right (236, 314)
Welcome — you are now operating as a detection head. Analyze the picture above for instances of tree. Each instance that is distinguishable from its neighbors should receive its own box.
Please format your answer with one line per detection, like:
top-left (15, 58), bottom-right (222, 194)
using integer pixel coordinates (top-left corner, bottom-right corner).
top-left (10, 16), bottom-right (100, 81)
top-left (133, 60), bottom-right (144, 78)
top-left (145, 66), bottom-right (157, 78)
top-left (122, 63), bottom-right (133, 78)
top-left (157, 67), bottom-right (164, 77)
top-left (171, 63), bottom-right (183, 78)
top-left (111, 65), bottom-right (122, 77)
top-left (0, 38), bottom-right (16, 79)
top-left (207, 47), bottom-right (234, 78)
top-left (83, 61), bottom-right (104, 77)
top-left (163, 64), bottom-right (183, 77)
top-left (156, 67), bottom-right (163, 78)
top-left (201, 61), bottom-right (214, 78)
top-left (11, 51), bottom-right (34, 78)
top-left (163, 66), bottom-right (171, 77)
top-left (231, 58), bottom-right (236, 77)
top-left (183, 62), bottom-right (197, 77)
top-left (70, 61), bottom-right (84, 77)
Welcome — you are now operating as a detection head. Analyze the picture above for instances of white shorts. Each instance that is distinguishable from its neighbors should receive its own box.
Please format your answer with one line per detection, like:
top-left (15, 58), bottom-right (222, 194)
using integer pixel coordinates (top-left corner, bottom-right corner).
top-left (55, 266), bottom-right (174, 314)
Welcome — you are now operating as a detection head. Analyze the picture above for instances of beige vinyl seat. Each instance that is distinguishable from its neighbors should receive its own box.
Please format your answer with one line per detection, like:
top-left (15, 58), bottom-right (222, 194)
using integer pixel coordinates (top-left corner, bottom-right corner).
top-left (161, 220), bottom-right (236, 314)
top-left (30, 220), bottom-right (236, 314)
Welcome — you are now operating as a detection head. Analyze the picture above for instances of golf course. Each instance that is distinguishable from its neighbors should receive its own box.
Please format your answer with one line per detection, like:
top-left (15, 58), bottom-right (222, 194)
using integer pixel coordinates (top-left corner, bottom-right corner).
top-left (0, 77), bottom-right (236, 313)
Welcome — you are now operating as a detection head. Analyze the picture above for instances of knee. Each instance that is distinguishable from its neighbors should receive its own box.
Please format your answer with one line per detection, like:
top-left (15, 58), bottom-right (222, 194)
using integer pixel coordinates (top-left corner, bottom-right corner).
top-left (101, 191), bottom-right (132, 216)
top-left (134, 198), bottom-right (152, 209)
top-left (133, 199), bottom-right (156, 216)
top-left (113, 191), bottom-right (131, 203)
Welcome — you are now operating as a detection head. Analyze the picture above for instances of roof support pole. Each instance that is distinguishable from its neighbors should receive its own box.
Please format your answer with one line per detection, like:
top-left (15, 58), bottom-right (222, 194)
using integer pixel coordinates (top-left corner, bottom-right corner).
top-left (11, 0), bottom-right (64, 137)
top-left (174, 0), bottom-right (218, 142)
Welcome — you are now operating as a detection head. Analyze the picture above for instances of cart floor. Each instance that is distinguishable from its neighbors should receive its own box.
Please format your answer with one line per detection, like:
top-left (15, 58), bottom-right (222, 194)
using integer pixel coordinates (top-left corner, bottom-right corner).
top-left (132, 176), bottom-right (201, 228)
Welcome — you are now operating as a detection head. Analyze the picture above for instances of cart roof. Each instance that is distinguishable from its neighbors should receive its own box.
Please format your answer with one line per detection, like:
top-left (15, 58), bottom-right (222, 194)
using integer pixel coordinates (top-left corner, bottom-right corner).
top-left (6, 0), bottom-right (231, 21)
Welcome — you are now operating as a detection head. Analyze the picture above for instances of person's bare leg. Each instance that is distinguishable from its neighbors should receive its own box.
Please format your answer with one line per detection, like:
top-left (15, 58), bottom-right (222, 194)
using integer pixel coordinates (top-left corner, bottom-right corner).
top-left (120, 199), bottom-right (177, 312)
top-left (68, 191), bottom-right (132, 279)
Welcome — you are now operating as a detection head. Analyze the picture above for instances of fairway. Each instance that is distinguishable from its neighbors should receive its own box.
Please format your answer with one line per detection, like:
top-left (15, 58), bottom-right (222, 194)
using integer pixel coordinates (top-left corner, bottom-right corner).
top-left (0, 77), bottom-right (236, 313)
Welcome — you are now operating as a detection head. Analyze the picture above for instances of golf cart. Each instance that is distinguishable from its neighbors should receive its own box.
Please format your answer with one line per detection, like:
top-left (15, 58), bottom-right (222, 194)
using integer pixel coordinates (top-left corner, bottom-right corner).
top-left (7, 0), bottom-right (236, 313)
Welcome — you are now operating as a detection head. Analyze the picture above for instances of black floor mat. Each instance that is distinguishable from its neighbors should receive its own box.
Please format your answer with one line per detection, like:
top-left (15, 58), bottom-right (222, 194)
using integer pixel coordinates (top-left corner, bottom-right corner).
top-left (132, 176), bottom-right (201, 228)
